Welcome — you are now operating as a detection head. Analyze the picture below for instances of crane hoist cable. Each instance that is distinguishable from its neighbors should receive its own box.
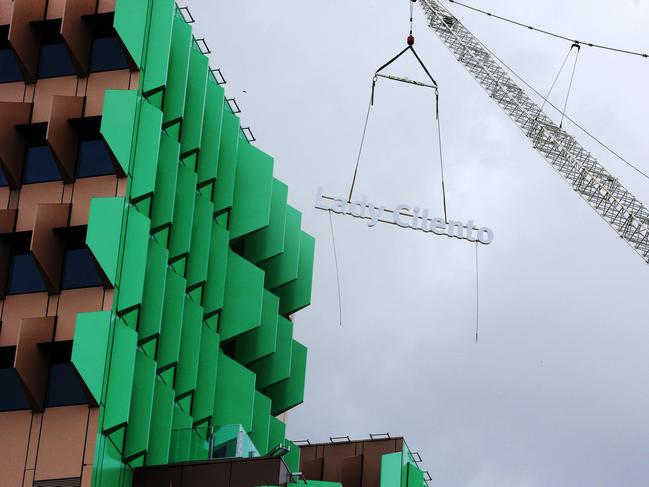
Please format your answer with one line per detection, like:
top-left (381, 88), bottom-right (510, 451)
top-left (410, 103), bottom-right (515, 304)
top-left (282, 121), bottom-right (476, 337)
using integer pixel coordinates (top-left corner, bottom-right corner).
top-left (349, 0), bottom-right (449, 222)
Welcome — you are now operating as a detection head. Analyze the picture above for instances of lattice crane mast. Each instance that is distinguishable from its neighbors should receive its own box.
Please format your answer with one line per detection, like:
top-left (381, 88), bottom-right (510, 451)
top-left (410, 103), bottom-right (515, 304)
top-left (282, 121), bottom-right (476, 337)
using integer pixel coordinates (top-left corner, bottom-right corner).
top-left (417, 0), bottom-right (649, 264)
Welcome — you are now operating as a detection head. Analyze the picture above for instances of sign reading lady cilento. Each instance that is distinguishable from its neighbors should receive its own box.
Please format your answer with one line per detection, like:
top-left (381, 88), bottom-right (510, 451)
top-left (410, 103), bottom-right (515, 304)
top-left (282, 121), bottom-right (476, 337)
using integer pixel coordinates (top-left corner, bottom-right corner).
top-left (315, 187), bottom-right (494, 245)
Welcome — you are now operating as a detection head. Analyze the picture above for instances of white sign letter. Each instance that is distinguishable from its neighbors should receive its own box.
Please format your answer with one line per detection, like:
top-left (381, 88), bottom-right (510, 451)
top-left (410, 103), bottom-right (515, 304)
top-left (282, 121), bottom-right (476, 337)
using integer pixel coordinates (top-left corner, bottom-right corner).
top-left (394, 205), bottom-right (411, 227)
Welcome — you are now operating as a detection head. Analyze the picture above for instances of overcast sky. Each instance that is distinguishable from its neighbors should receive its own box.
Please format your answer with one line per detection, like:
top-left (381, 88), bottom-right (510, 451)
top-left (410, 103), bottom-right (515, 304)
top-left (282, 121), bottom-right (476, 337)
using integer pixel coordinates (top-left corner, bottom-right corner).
top-left (187, 1), bottom-right (648, 485)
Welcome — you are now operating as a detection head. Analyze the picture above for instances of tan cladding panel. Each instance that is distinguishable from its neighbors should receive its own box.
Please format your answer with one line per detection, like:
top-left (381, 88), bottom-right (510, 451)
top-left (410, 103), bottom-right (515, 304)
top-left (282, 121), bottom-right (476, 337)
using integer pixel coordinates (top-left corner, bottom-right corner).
top-left (84, 70), bottom-right (130, 117)
top-left (32, 76), bottom-right (78, 123)
top-left (0, 292), bottom-right (48, 347)
top-left (0, 410), bottom-right (32, 487)
top-left (55, 287), bottom-right (105, 341)
top-left (35, 405), bottom-right (89, 481)
top-left (16, 181), bottom-right (65, 232)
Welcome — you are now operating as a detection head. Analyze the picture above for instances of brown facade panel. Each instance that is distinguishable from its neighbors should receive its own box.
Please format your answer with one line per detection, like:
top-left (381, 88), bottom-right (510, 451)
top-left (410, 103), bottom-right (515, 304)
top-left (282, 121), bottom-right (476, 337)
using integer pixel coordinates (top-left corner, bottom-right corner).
top-left (47, 96), bottom-right (84, 182)
top-left (32, 76), bottom-right (78, 123)
top-left (34, 405), bottom-right (89, 481)
top-left (0, 1), bottom-right (13, 25)
top-left (8, 0), bottom-right (47, 83)
top-left (0, 101), bottom-right (31, 188)
top-left (22, 468), bottom-right (35, 487)
top-left (0, 81), bottom-right (27, 103)
top-left (0, 410), bottom-right (32, 487)
top-left (31, 203), bottom-right (71, 293)
top-left (55, 287), bottom-right (104, 341)
top-left (0, 292), bottom-right (48, 346)
top-left (46, 0), bottom-right (65, 20)
top-left (0, 187), bottom-right (11, 209)
top-left (25, 412), bottom-right (44, 470)
top-left (342, 455), bottom-right (363, 487)
top-left (96, 0), bottom-right (116, 14)
top-left (84, 70), bottom-right (131, 117)
top-left (322, 443), bottom-right (359, 482)
top-left (14, 316), bottom-right (55, 411)
top-left (360, 439), bottom-right (402, 487)
top-left (61, 0), bottom-right (95, 75)
top-left (16, 181), bottom-right (64, 232)
top-left (83, 408), bottom-right (99, 465)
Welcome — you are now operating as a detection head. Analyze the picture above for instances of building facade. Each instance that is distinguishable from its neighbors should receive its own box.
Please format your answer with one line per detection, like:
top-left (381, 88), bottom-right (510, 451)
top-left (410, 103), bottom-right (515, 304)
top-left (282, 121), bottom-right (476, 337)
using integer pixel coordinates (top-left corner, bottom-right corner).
top-left (0, 1), bottom-right (314, 486)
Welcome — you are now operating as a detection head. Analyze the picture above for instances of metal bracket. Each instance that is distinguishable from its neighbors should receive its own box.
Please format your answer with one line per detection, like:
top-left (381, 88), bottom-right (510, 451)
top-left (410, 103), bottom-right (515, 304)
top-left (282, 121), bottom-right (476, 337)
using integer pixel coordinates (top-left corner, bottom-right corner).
top-left (211, 68), bottom-right (227, 85)
top-left (241, 127), bottom-right (256, 143)
top-left (226, 98), bottom-right (241, 114)
top-left (194, 38), bottom-right (211, 55)
top-left (178, 6), bottom-right (195, 23)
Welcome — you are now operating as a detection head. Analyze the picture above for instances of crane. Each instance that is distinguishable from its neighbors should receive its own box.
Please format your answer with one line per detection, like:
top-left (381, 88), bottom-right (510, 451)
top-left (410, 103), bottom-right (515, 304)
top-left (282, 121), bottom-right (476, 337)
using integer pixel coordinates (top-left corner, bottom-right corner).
top-left (416, 0), bottom-right (649, 264)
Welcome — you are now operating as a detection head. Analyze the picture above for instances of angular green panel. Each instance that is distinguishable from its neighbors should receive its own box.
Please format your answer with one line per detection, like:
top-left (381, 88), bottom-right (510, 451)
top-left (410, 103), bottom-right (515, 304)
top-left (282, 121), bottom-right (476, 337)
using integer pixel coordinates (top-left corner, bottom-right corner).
top-left (220, 249), bottom-right (264, 341)
top-left (213, 110), bottom-right (240, 212)
top-left (97, 437), bottom-right (124, 487)
top-left (406, 463), bottom-right (425, 487)
top-left (197, 80), bottom-right (225, 186)
top-left (124, 350), bottom-right (156, 462)
top-left (142, 0), bottom-right (174, 94)
top-left (138, 239), bottom-right (168, 343)
top-left (229, 142), bottom-right (274, 240)
top-left (157, 269), bottom-right (186, 372)
top-left (151, 132), bottom-right (180, 232)
top-left (117, 207), bottom-right (151, 315)
top-left (103, 322), bottom-right (138, 433)
top-left (250, 392), bottom-right (271, 455)
top-left (258, 206), bottom-right (301, 289)
top-left (193, 326), bottom-right (220, 423)
top-left (131, 101), bottom-right (163, 202)
top-left (267, 416), bottom-right (286, 452)
top-left (248, 317), bottom-right (293, 389)
top-left (169, 163), bottom-right (197, 261)
top-left (235, 290), bottom-right (279, 364)
top-left (265, 340), bottom-right (307, 416)
top-left (380, 452), bottom-right (402, 487)
top-left (175, 297), bottom-right (203, 399)
top-left (274, 232), bottom-right (316, 315)
top-left (146, 378), bottom-right (175, 466)
top-left (244, 179), bottom-right (288, 263)
top-left (213, 351), bottom-right (256, 432)
top-left (284, 440), bottom-right (301, 474)
top-left (169, 406), bottom-right (193, 463)
top-left (71, 311), bottom-right (111, 404)
top-left (163, 15), bottom-right (192, 126)
top-left (101, 90), bottom-right (137, 174)
top-left (114, 0), bottom-right (149, 68)
top-left (86, 197), bottom-right (125, 286)
top-left (180, 47), bottom-right (209, 156)
top-left (202, 223), bottom-right (229, 318)
top-left (186, 194), bottom-right (214, 290)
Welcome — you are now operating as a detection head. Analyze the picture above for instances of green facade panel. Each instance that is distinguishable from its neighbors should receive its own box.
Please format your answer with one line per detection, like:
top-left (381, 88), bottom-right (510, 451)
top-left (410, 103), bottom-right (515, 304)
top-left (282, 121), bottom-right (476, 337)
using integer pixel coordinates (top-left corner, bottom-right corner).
top-left (229, 142), bottom-right (274, 240)
top-left (117, 206), bottom-right (151, 315)
top-left (103, 322), bottom-right (138, 434)
top-left (186, 193), bottom-right (214, 290)
top-left (267, 416), bottom-right (286, 452)
top-left (163, 14), bottom-right (192, 126)
top-left (250, 392), bottom-right (271, 455)
top-left (86, 197), bottom-right (125, 285)
top-left (113, 0), bottom-right (150, 68)
top-left (192, 326), bottom-right (220, 423)
top-left (138, 239), bottom-right (168, 343)
top-left (71, 311), bottom-right (111, 404)
top-left (265, 340), bottom-right (308, 416)
top-left (157, 269), bottom-right (186, 372)
top-left (131, 100), bottom-right (163, 202)
top-left (258, 206), bottom-right (302, 289)
top-left (175, 297), bottom-right (203, 399)
top-left (146, 378), bottom-right (175, 466)
top-left (151, 132), bottom-right (180, 232)
top-left (101, 90), bottom-right (137, 175)
top-left (124, 350), bottom-right (157, 463)
top-left (197, 80), bottom-right (225, 186)
top-left (244, 179), bottom-right (288, 263)
top-left (180, 46), bottom-right (209, 156)
top-left (249, 316), bottom-right (293, 389)
top-left (142, 0), bottom-right (174, 94)
top-left (213, 110), bottom-right (240, 213)
top-left (203, 222), bottom-right (230, 318)
top-left (213, 352), bottom-right (256, 432)
top-left (169, 163), bottom-right (197, 261)
top-left (220, 249), bottom-right (264, 341)
top-left (235, 290), bottom-right (279, 364)
top-left (275, 231), bottom-right (316, 315)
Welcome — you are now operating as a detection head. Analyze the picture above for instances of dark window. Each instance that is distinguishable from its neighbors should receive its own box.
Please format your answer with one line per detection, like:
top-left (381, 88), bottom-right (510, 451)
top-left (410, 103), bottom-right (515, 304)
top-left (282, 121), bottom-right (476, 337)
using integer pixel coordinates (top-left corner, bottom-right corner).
top-left (61, 248), bottom-right (103, 290)
top-left (7, 253), bottom-right (47, 294)
top-left (37, 42), bottom-right (76, 79)
top-left (23, 145), bottom-right (62, 184)
top-left (0, 347), bottom-right (30, 412)
top-left (0, 167), bottom-right (8, 187)
top-left (0, 48), bottom-right (23, 83)
top-left (76, 139), bottom-right (116, 178)
top-left (89, 36), bottom-right (129, 72)
top-left (42, 341), bottom-right (87, 408)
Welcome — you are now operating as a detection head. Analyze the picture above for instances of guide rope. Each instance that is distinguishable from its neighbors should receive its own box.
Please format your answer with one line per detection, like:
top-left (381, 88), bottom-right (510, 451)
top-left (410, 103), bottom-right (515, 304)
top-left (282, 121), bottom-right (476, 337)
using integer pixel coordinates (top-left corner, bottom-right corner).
top-left (447, 0), bottom-right (649, 59)
top-left (560, 43), bottom-right (580, 128)
top-left (328, 210), bottom-right (344, 327)
top-left (474, 241), bottom-right (480, 344)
